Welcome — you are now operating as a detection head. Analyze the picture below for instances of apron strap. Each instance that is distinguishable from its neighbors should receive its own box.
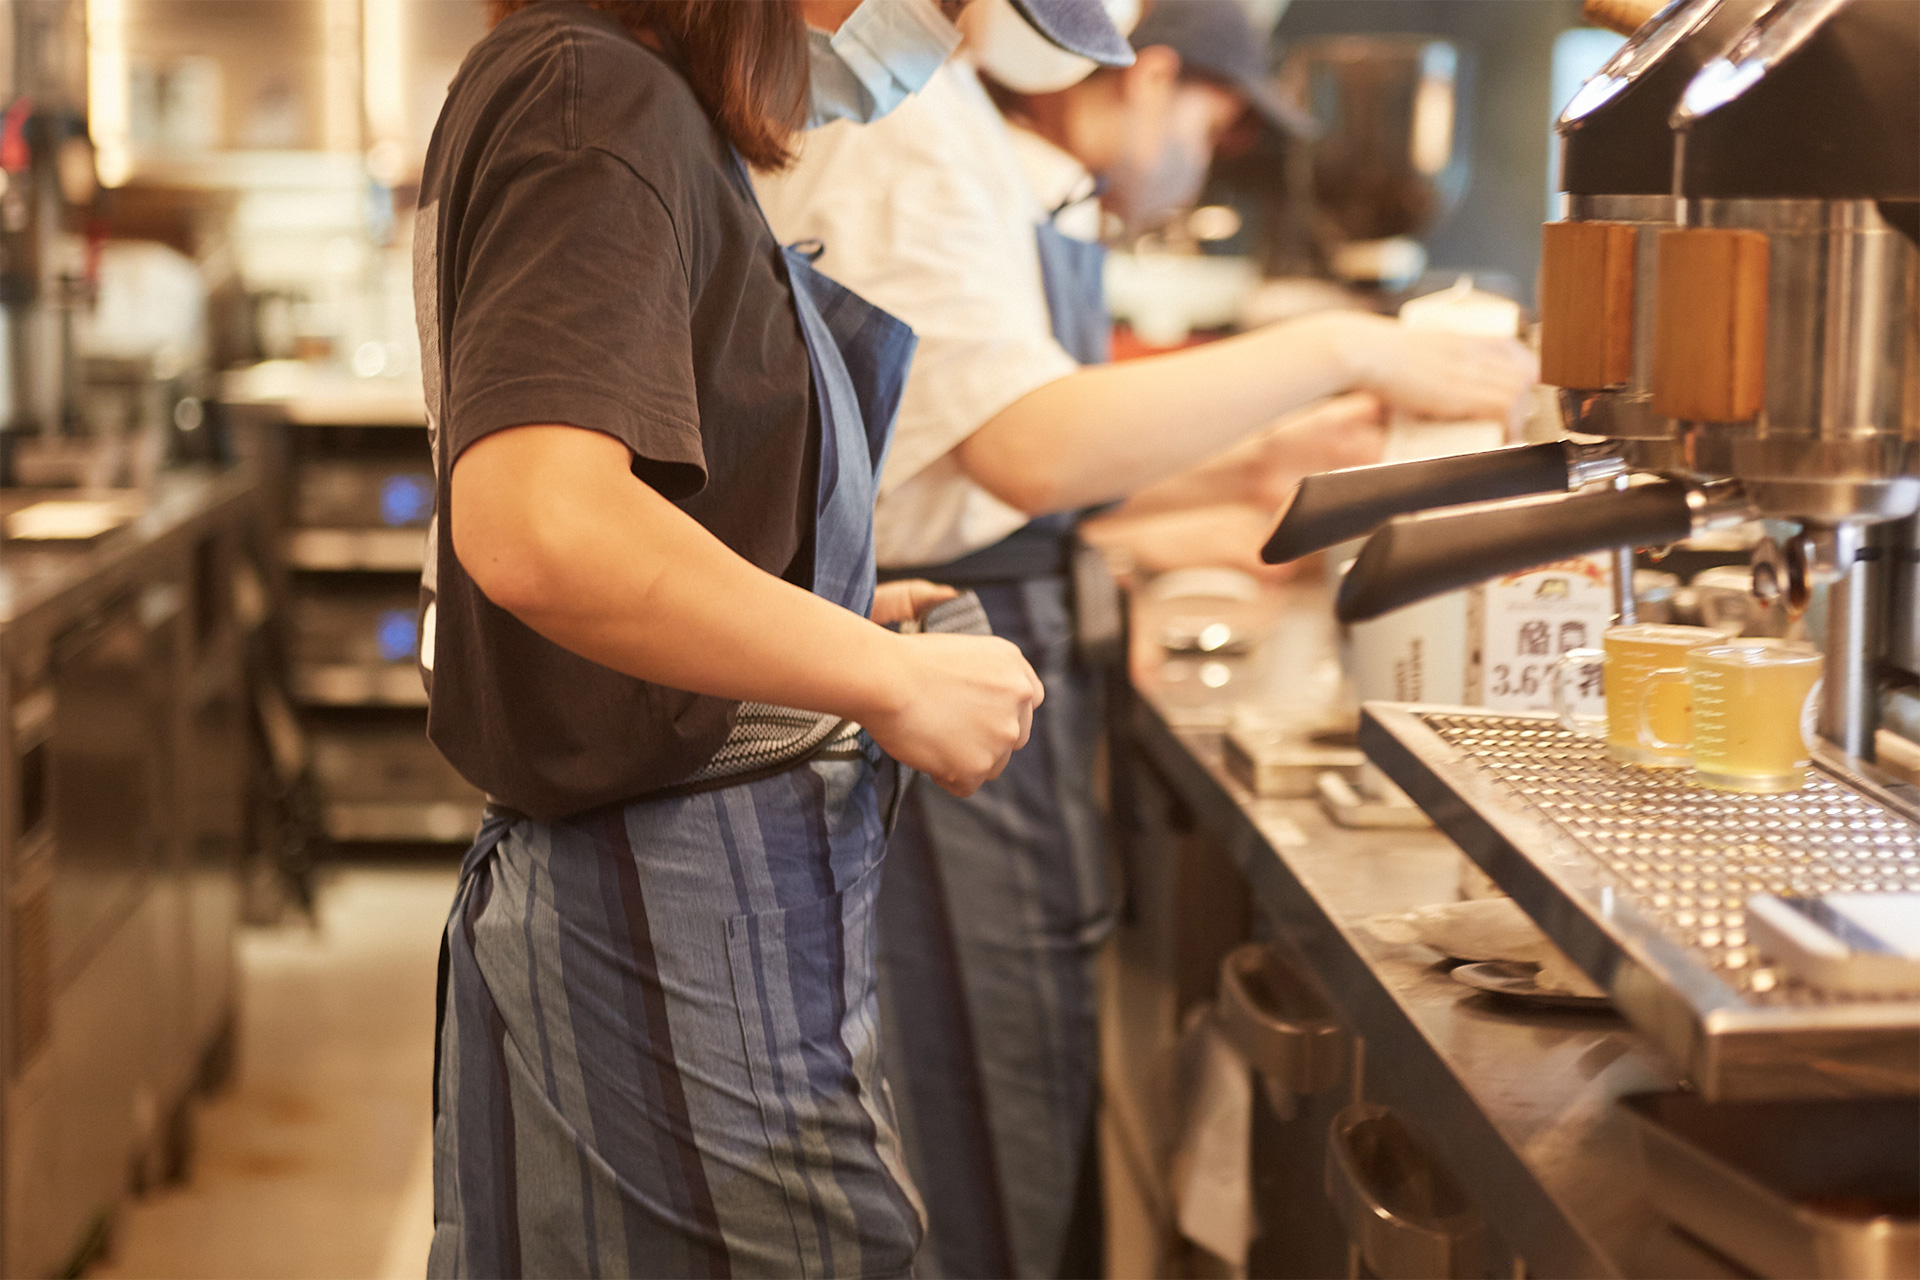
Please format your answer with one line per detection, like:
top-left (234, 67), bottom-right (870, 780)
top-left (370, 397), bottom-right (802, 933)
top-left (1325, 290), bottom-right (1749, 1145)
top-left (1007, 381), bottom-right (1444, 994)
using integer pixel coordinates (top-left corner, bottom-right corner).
top-left (432, 809), bottom-right (518, 1123)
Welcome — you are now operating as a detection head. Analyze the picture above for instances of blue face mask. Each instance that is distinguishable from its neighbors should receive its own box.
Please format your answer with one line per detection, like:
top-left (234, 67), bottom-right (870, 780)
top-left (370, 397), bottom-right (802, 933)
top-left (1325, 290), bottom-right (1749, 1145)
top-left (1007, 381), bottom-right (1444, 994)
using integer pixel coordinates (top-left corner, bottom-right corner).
top-left (806, 0), bottom-right (961, 128)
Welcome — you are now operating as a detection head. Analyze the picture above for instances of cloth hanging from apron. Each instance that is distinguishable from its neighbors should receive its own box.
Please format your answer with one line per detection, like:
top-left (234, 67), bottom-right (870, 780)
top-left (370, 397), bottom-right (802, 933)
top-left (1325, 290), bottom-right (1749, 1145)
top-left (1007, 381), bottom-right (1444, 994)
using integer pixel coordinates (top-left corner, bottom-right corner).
top-left (429, 216), bottom-right (925, 1278)
top-left (874, 218), bottom-right (1116, 1280)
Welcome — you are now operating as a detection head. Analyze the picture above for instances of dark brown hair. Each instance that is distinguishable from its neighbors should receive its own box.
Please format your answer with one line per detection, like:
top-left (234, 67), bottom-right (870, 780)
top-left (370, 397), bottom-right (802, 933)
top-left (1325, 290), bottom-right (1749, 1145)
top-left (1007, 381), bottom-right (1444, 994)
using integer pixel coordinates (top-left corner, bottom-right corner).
top-left (488, 0), bottom-right (809, 169)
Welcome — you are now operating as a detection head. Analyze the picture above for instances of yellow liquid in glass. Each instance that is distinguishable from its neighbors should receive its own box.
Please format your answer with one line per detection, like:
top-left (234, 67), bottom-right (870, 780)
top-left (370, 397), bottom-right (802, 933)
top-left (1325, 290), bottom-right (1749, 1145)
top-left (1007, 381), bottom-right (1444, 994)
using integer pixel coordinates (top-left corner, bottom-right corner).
top-left (1687, 644), bottom-right (1824, 793)
top-left (1601, 625), bottom-right (1725, 765)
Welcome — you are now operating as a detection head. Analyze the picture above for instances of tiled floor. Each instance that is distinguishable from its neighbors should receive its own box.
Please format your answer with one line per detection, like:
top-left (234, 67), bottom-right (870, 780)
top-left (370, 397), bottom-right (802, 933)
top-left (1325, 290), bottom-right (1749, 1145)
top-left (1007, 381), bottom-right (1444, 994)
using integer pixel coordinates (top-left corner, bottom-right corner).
top-left (87, 865), bottom-right (456, 1280)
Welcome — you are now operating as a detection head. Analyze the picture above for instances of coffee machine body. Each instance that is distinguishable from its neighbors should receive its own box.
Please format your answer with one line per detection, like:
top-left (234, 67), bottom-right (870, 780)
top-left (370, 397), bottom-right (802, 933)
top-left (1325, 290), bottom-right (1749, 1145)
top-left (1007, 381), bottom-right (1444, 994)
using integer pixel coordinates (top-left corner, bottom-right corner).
top-left (1537, 0), bottom-right (1920, 757)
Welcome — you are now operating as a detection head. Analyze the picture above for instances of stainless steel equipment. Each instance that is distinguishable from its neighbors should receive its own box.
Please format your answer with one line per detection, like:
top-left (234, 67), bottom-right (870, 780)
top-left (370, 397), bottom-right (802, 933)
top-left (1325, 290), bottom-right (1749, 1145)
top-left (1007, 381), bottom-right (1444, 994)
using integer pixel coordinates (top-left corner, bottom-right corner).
top-left (1270, 0), bottom-right (1920, 766)
top-left (1256, 9), bottom-right (1920, 1260)
top-left (0, 0), bottom-right (98, 483)
top-left (1261, 0), bottom-right (1749, 572)
top-left (1548, 0), bottom-right (1772, 624)
top-left (1620, 1090), bottom-right (1920, 1279)
top-left (2, 474), bottom-right (254, 1276)
top-left (1547, 0), bottom-right (1767, 463)
top-left (1363, 704), bottom-right (1920, 1097)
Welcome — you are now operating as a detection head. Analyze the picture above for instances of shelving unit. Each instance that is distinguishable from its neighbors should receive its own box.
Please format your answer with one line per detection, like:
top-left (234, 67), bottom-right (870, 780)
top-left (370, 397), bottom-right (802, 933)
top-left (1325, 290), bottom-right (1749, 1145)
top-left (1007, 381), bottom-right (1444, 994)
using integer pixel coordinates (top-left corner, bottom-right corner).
top-left (228, 386), bottom-right (483, 848)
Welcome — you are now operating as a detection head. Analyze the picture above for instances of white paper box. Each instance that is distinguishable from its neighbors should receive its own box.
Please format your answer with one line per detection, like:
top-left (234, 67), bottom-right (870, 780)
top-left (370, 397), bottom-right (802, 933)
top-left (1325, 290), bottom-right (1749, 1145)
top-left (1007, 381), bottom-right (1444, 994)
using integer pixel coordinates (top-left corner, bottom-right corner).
top-left (1345, 553), bottom-right (1612, 717)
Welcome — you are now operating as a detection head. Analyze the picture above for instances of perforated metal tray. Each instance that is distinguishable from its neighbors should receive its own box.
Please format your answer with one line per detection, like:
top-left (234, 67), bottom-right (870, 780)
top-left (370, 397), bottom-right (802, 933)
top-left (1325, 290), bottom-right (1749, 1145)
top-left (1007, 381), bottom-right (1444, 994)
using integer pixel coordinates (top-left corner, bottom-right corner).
top-left (1361, 704), bottom-right (1920, 1100)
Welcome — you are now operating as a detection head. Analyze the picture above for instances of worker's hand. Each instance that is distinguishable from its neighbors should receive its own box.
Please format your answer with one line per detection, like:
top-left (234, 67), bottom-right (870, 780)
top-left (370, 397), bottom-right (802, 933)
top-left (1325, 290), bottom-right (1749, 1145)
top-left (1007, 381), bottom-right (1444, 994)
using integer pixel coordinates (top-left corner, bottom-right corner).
top-left (1082, 503), bottom-right (1298, 583)
top-left (1242, 392), bottom-right (1387, 510)
top-left (864, 632), bottom-right (1044, 797)
top-left (869, 578), bottom-right (959, 627)
top-left (1328, 312), bottom-right (1538, 423)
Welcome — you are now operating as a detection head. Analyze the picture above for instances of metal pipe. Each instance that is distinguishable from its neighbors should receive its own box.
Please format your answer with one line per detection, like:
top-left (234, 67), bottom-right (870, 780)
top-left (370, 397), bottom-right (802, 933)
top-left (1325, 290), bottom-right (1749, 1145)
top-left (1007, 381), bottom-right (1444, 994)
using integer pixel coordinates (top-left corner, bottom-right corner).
top-left (1819, 521), bottom-right (1875, 759)
top-left (1612, 546), bottom-right (1638, 626)
top-left (1612, 477), bottom-right (1638, 625)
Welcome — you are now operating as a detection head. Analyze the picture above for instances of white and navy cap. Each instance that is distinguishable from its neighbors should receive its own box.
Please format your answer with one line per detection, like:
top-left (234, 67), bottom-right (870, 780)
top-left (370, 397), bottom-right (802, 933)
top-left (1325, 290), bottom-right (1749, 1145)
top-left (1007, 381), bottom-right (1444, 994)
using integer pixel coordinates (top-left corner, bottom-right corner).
top-left (1006, 0), bottom-right (1137, 67)
top-left (1130, 0), bottom-right (1315, 136)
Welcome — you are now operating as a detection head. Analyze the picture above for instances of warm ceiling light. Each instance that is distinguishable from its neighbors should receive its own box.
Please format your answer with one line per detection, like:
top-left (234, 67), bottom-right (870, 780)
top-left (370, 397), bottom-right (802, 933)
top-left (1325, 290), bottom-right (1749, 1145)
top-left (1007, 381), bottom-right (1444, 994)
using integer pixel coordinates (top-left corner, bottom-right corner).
top-left (87, 0), bottom-right (132, 186)
top-left (363, 0), bottom-right (406, 161)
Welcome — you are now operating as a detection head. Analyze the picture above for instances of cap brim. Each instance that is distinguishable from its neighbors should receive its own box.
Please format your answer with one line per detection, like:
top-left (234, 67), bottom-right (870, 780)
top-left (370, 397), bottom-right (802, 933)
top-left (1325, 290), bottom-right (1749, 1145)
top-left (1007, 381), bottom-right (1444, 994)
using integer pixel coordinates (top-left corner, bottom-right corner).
top-left (1006, 0), bottom-right (1137, 67)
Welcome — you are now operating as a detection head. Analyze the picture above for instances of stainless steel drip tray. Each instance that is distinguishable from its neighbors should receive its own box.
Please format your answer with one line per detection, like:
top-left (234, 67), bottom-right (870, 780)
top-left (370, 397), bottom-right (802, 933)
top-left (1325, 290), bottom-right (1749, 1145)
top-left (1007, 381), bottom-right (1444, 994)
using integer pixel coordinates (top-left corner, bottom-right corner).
top-left (1359, 704), bottom-right (1920, 1100)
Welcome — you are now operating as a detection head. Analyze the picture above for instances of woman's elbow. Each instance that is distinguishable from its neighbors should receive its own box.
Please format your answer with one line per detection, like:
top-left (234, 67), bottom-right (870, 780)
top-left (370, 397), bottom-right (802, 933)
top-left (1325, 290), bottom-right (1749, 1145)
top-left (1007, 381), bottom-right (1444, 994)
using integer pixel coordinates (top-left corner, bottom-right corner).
top-left (450, 506), bottom-right (561, 618)
top-left (956, 437), bottom-right (1066, 517)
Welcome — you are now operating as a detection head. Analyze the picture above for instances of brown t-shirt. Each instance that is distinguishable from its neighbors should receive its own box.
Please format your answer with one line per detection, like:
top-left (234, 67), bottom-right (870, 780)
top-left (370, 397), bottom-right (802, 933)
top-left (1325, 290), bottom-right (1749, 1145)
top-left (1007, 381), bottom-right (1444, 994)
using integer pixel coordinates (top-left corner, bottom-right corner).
top-left (414, 2), bottom-right (818, 820)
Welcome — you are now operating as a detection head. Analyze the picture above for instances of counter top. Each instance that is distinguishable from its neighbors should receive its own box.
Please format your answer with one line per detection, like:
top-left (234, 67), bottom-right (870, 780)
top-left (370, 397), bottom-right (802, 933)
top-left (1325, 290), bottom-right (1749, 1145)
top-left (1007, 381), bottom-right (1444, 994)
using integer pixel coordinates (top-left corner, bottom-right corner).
top-left (0, 466), bottom-right (257, 643)
top-left (1125, 579), bottom-right (1737, 1278)
top-left (222, 361), bottom-right (428, 427)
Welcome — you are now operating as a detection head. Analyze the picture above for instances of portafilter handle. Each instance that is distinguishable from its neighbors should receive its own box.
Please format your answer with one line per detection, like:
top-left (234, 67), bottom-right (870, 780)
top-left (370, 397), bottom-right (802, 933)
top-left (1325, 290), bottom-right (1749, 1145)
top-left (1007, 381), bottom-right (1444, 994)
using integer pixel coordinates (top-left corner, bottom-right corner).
top-left (1336, 480), bottom-right (1750, 623)
top-left (1262, 440), bottom-right (1626, 564)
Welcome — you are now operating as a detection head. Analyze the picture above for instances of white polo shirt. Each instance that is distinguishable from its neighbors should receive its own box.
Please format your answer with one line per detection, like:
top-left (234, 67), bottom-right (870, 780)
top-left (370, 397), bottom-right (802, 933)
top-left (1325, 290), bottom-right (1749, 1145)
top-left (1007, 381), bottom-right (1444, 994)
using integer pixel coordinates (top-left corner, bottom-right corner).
top-left (754, 60), bottom-right (1093, 568)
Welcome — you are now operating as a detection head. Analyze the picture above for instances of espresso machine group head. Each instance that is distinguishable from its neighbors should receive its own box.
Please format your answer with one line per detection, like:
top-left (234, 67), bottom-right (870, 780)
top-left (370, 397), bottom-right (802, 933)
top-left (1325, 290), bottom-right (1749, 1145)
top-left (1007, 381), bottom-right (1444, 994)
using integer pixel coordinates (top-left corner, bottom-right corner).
top-left (1263, 0), bottom-right (1920, 760)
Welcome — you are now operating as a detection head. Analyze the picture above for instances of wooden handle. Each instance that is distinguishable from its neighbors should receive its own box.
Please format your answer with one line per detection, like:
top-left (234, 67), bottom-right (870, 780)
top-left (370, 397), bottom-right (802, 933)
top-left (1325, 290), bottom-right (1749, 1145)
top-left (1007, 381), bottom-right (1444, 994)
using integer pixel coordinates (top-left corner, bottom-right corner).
top-left (1651, 227), bottom-right (1770, 422)
top-left (1539, 220), bottom-right (1639, 390)
top-left (1582, 0), bottom-right (1667, 35)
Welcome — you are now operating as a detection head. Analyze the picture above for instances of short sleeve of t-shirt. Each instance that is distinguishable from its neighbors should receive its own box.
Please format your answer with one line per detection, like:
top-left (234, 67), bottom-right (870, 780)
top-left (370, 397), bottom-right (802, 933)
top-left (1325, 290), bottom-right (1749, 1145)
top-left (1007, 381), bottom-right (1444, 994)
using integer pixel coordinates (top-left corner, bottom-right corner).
top-left (447, 148), bottom-right (707, 498)
top-left (412, 3), bottom-right (819, 820)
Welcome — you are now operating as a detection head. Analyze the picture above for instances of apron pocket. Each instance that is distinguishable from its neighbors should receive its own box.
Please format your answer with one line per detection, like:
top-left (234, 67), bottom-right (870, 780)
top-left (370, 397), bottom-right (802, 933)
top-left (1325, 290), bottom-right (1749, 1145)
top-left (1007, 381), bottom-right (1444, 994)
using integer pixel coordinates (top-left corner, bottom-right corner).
top-left (724, 859), bottom-right (913, 1278)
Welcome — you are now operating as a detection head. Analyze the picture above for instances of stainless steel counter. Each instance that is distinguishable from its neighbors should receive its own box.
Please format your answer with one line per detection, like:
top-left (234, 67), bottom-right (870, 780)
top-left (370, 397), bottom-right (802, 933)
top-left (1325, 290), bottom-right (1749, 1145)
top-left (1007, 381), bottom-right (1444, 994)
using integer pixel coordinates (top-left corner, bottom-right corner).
top-left (1, 465), bottom-right (258, 1277)
top-left (1114, 580), bottom-right (1742, 1278)
top-left (0, 466), bottom-right (258, 646)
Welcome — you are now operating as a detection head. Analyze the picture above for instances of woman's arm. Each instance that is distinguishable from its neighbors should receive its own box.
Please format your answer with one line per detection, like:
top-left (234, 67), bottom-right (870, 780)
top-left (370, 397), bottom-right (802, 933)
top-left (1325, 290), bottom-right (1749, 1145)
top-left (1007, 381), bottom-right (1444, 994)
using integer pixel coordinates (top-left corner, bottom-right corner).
top-left (452, 425), bottom-right (1042, 795)
top-left (955, 310), bottom-right (1535, 516)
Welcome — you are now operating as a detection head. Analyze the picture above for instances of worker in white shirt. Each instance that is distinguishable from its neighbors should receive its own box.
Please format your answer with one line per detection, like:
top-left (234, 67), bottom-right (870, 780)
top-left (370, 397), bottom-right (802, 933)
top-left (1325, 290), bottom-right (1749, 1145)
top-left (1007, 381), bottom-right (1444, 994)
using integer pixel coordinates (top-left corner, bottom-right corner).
top-left (755, 3), bottom-right (1535, 1275)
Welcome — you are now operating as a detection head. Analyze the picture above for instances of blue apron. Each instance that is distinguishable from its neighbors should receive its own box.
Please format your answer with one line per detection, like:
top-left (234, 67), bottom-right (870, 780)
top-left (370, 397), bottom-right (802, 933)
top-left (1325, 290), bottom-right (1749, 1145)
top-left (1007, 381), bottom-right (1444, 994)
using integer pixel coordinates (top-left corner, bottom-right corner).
top-left (874, 217), bottom-right (1115, 1280)
top-left (429, 228), bottom-right (924, 1278)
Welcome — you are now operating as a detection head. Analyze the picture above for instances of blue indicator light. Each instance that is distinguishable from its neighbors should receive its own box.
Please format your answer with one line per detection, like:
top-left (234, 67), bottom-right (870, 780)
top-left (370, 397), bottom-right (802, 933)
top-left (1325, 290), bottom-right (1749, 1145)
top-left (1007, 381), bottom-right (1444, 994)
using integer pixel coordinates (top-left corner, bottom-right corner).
top-left (380, 474), bottom-right (434, 526)
top-left (376, 608), bottom-right (419, 663)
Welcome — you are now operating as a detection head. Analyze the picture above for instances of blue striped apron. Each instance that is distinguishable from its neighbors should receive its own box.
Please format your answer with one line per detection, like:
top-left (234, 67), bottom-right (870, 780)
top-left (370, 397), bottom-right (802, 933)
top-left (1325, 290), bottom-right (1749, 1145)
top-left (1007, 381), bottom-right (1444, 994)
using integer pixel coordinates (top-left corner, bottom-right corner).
top-left (428, 236), bottom-right (921, 1279)
top-left (874, 219), bottom-right (1116, 1279)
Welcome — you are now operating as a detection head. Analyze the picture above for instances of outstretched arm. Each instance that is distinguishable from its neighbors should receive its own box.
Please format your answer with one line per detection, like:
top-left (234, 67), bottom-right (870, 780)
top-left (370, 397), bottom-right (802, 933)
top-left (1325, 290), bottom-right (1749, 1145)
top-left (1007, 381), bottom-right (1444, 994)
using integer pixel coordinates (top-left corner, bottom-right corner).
top-left (956, 311), bottom-right (1535, 515)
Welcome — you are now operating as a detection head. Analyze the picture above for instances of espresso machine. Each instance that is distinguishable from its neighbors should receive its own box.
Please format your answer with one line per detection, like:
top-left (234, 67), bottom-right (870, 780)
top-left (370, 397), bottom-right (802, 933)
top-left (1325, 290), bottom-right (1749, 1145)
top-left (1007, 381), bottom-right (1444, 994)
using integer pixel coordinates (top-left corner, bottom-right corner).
top-left (1259, 0), bottom-right (1920, 1109)
top-left (1268, 0), bottom-right (1919, 766)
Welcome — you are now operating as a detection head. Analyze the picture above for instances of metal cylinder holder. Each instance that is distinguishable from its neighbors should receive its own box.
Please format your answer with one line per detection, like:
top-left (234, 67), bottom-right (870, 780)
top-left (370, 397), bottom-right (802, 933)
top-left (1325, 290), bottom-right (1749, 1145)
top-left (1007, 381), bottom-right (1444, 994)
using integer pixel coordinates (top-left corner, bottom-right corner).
top-left (1324, 1102), bottom-right (1489, 1280)
top-left (1662, 199), bottom-right (1920, 523)
top-left (1215, 943), bottom-right (1346, 1098)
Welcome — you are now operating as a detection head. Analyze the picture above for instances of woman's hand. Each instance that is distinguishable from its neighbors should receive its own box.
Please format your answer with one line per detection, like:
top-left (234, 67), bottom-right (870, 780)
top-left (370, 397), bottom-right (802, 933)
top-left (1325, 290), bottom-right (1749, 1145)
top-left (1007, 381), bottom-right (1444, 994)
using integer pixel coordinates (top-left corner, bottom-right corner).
top-left (1082, 503), bottom-right (1297, 582)
top-left (1239, 392), bottom-right (1387, 510)
top-left (869, 579), bottom-right (959, 626)
top-left (862, 632), bottom-right (1044, 797)
top-left (1324, 311), bottom-right (1538, 424)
